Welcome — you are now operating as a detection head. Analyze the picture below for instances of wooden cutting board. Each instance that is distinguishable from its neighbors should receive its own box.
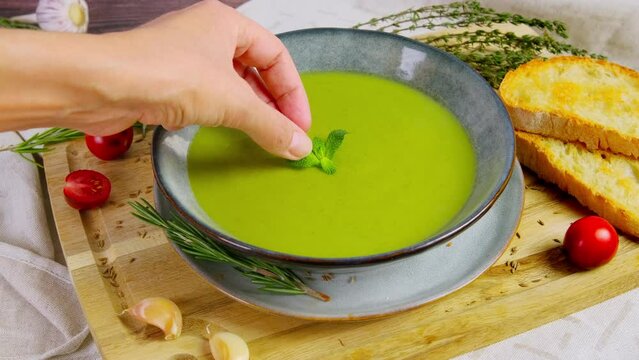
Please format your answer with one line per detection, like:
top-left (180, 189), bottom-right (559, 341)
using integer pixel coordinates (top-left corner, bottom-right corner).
top-left (43, 131), bottom-right (639, 360)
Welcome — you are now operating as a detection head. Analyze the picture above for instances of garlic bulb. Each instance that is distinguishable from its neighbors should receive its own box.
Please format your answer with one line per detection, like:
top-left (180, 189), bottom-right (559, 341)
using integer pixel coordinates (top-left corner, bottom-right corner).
top-left (12, 0), bottom-right (89, 33)
top-left (210, 332), bottom-right (250, 360)
top-left (123, 297), bottom-right (183, 340)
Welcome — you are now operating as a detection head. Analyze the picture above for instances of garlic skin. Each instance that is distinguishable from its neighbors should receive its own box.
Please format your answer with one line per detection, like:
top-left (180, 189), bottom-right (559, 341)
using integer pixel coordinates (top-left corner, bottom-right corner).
top-left (124, 297), bottom-right (183, 340)
top-left (210, 332), bottom-right (250, 360)
top-left (12, 0), bottom-right (89, 33)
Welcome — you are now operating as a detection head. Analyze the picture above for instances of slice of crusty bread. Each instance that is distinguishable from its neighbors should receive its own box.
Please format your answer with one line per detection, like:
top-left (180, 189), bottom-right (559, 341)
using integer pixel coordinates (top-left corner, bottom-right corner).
top-left (501, 56), bottom-right (639, 158)
top-left (516, 131), bottom-right (639, 238)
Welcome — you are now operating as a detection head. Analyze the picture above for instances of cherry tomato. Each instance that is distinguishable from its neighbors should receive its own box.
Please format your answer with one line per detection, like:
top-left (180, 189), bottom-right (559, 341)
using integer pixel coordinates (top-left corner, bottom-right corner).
top-left (63, 170), bottom-right (112, 210)
top-left (563, 216), bottom-right (618, 269)
top-left (85, 127), bottom-right (134, 160)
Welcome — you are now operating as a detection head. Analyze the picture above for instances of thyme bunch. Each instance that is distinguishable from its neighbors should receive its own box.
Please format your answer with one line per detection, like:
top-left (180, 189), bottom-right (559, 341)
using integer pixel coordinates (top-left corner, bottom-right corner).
top-left (354, 1), bottom-right (605, 88)
top-left (355, 1), bottom-right (566, 36)
top-left (424, 29), bottom-right (604, 87)
top-left (130, 199), bottom-right (330, 302)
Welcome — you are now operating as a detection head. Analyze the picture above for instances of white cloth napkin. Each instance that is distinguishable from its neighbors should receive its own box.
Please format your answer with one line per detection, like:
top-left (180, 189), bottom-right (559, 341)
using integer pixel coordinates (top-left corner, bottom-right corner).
top-left (0, 132), bottom-right (98, 359)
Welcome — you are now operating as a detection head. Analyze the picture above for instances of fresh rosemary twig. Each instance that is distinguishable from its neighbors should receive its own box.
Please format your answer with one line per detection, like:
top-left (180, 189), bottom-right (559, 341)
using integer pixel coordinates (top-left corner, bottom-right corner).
top-left (355, 1), bottom-right (605, 88)
top-left (129, 199), bottom-right (330, 302)
top-left (0, 17), bottom-right (39, 30)
top-left (3, 123), bottom-right (151, 166)
top-left (0, 128), bottom-right (84, 166)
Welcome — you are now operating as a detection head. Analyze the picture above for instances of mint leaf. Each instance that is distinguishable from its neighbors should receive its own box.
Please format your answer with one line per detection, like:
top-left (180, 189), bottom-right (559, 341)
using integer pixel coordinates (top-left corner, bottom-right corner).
top-left (312, 137), bottom-right (326, 158)
top-left (320, 157), bottom-right (336, 174)
top-left (288, 129), bottom-right (347, 175)
top-left (325, 129), bottom-right (348, 159)
top-left (289, 153), bottom-right (320, 168)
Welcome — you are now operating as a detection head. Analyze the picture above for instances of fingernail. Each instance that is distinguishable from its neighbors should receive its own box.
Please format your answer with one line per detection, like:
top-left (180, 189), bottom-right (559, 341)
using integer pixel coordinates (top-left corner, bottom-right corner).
top-left (288, 130), bottom-right (312, 159)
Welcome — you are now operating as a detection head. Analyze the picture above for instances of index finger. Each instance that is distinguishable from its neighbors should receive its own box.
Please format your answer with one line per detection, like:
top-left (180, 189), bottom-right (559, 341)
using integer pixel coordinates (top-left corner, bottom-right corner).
top-left (234, 18), bottom-right (311, 131)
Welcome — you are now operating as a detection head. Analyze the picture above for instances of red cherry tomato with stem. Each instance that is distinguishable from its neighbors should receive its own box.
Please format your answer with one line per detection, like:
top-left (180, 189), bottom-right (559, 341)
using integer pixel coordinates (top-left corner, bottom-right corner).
top-left (563, 216), bottom-right (618, 269)
top-left (85, 127), bottom-right (134, 160)
top-left (64, 170), bottom-right (112, 210)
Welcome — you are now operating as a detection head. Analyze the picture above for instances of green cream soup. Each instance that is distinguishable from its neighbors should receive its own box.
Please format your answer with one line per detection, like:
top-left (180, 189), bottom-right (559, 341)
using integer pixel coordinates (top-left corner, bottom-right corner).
top-left (187, 72), bottom-right (475, 258)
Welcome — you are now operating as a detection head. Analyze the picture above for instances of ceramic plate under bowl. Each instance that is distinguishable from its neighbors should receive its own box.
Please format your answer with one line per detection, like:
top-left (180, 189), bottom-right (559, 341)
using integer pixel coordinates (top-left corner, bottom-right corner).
top-left (155, 163), bottom-right (524, 320)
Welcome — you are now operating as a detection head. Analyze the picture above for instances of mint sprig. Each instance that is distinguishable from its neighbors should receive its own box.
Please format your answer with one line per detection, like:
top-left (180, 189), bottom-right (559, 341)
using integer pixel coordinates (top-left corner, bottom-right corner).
top-left (289, 129), bottom-right (348, 175)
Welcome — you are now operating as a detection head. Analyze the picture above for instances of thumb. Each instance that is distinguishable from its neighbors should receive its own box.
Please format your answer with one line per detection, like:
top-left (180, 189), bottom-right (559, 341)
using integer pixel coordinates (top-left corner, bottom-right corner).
top-left (223, 83), bottom-right (313, 160)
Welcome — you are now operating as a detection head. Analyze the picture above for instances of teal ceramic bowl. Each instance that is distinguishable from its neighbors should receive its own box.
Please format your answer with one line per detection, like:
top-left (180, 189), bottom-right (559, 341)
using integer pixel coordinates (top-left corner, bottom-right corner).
top-left (152, 28), bottom-right (515, 268)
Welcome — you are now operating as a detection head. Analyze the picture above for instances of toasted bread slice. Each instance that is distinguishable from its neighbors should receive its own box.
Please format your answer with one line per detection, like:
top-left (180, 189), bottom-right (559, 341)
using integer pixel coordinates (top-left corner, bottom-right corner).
top-left (501, 57), bottom-right (639, 158)
top-left (516, 131), bottom-right (639, 238)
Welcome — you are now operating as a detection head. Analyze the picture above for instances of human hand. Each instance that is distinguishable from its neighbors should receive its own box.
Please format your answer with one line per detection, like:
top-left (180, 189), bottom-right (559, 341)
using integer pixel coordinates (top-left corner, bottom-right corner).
top-left (104, 0), bottom-right (312, 159)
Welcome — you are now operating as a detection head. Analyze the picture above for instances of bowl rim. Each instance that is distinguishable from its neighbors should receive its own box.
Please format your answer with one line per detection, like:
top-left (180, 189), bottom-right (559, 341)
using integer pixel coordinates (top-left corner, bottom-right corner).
top-left (151, 27), bottom-right (515, 267)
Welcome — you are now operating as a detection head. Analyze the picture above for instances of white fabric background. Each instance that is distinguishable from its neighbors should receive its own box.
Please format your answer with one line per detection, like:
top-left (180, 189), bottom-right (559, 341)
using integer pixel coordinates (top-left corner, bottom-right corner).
top-left (0, 131), bottom-right (98, 359)
top-left (1, 1), bottom-right (637, 359)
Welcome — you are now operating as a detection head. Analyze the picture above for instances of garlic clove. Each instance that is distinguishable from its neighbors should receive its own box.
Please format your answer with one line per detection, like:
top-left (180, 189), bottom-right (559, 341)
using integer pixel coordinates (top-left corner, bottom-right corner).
top-left (67, 1), bottom-right (86, 28)
top-left (124, 297), bottom-right (183, 340)
top-left (210, 332), bottom-right (250, 360)
top-left (36, 0), bottom-right (89, 33)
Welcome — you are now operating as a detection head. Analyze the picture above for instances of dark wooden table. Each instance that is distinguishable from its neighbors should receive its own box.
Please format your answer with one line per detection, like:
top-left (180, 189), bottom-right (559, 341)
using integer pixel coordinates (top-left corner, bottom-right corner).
top-left (0, 0), bottom-right (247, 33)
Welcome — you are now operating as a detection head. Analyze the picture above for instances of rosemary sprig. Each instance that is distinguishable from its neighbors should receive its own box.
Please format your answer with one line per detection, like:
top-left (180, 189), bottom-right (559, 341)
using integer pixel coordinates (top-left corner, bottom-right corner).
top-left (129, 199), bottom-right (330, 302)
top-left (0, 128), bottom-right (84, 166)
top-left (0, 17), bottom-right (39, 30)
top-left (4, 123), bottom-right (151, 166)
top-left (355, 1), bottom-right (605, 88)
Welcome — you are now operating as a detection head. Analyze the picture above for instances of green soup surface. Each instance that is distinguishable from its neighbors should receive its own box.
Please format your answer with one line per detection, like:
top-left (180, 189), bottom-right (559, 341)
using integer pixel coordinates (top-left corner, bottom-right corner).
top-left (187, 72), bottom-right (475, 258)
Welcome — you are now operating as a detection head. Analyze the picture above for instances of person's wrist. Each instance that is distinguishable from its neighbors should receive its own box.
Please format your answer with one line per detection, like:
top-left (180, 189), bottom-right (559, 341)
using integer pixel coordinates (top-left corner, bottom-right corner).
top-left (95, 29), bottom-right (198, 130)
top-left (0, 29), bottom-right (143, 133)
top-left (84, 32), bottom-right (148, 123)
